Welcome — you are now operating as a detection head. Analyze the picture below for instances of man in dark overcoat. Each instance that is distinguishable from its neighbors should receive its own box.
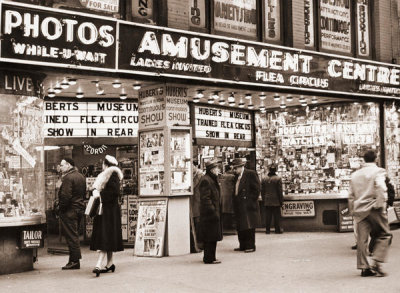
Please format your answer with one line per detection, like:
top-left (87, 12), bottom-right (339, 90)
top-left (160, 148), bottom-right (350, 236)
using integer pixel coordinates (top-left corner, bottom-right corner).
top-left (58, 158), bottom-right (86, 270)
top-left (199, 158), bottom-right (223, 264)
top-left (231, 158), bottom-right (260, 253)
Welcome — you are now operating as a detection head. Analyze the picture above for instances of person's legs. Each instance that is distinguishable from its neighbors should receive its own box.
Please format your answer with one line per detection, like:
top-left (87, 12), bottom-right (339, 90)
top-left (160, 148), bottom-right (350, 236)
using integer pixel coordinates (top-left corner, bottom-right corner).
top-left (369, 210), bottom-right (391, 264)
top-left (273, 206), bottom-right (282, 233)
top-left (95, 251), bottom-right (107, 269)
top-left (265, 206), bottom-right (272, 233)
top-left (352, 221), bottom-right (358, 249)
top-left (249, 228), bottom-right (256, 250)
top-left (106, 251), bottom-right (113, 267)
top-left (236, 230), bottom-right (245, 250)
top-left (203, 242), bottom-right (216, 263)
top-left (357, 217), bottom-right (372, 270)
top-left (59, 210), bottom-right (81, 264)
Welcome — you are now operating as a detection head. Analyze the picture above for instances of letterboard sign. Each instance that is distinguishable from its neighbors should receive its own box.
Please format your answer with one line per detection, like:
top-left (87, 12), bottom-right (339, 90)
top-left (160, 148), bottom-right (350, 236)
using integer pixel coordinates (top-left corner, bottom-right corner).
top-left (194, 105), bottom-right (252, 141)
top-left (338, 201), bottom-right (354, 232)
top-left (44, 101), bottom-right (138, 138)
top-left (281, 200), bottom-right (315, 217)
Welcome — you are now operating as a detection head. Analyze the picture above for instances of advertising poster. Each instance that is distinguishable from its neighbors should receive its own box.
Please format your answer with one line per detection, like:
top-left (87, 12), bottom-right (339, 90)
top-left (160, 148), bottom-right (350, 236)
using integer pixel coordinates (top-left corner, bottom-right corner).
top-left (190, 0), bottom-right (207, 29)
top-left (132, 0), bottom-right (154, 23)
top-left (170, 130), bottom-right (192, 195)
top-left (139, 130), bottom-right (165, 196)
top-left (128, 195), bottom-right (139, 243)
top-left (213, 0), bottom-right (257, 39)
top-left (319, 0), bottom-right (352, 53)
top-left (135, 199), bottom-right (167, 257)
top-left (138, 85), bottom-right (166, 129)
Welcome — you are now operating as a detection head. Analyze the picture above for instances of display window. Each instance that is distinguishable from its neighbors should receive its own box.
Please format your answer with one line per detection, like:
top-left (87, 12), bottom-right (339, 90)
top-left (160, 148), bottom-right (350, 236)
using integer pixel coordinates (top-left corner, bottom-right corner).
top-left (45, 144), bottom-right (139, 245)
top-left (0, 95), bottom-right (45, 226)
top-left (255, 102), bottom-right (380, 196)
top-left (384, 102), bottom-right (400, 198)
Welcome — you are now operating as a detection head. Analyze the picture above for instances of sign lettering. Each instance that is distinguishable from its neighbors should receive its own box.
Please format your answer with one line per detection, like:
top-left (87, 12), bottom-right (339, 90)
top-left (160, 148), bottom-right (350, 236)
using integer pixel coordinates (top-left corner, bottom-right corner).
top-left (356, 0), bottom-right (370, 57)
top-left (281, 200), bottom-right (315, 217)
top-left (265, 0), bottom-right (281, 42)
top-left (44, 101), bottom-right (138, 137)
top-left (304, 0), bottom-right (314, 47)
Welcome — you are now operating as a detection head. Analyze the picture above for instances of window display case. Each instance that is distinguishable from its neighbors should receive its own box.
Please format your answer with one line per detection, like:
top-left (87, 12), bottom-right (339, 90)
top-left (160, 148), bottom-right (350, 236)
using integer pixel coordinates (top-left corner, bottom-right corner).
top-left (255, 102), bottom-right (380, 197)
top-left (139, 127), bottom-right (192, 197)
top-left (0, 95), bottom-right (45, 227)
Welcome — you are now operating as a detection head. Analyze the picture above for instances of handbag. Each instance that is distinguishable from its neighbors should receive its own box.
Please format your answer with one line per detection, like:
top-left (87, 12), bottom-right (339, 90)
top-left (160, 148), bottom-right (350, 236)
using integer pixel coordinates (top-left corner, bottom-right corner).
top-left (85, 196), bottom-right (101, 218)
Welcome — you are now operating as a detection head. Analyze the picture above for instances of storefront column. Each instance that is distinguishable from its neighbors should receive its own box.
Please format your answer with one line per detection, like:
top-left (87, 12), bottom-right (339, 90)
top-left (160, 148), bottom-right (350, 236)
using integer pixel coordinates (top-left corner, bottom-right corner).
top-left (137, 84), bottom-right (192, 256)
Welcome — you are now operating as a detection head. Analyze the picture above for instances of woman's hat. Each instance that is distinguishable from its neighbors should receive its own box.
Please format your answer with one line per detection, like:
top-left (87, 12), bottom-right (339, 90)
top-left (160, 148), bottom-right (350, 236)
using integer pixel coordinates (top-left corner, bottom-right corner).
top-left (231, 158), bottom-right (246, 169)
top-left (105, 155), bottom-right (118, 166)
top-left (205, 158), bottom-right (220, 171)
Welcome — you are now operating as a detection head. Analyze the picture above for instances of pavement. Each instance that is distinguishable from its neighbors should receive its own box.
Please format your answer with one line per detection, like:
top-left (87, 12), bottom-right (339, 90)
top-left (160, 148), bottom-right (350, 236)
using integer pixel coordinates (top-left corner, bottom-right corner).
top-left (1, 228), bottom-right (400, 293)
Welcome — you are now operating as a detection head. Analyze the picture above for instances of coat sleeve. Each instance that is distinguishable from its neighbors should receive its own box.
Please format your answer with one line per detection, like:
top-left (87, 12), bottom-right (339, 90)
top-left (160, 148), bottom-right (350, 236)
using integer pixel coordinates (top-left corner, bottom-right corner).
top-left (199, 179), bottom-right (217, 219)
top-left (249, 171), bottom-right (261, 201)
top-left (59, 177), bottom-right (72, 212)
top-left (278, 178), bottom-right (283, 206)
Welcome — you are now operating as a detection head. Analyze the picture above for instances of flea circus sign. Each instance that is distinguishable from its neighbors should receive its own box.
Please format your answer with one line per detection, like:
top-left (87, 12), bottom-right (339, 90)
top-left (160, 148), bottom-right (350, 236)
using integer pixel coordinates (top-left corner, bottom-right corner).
top-left (194, 105), bottom-right (252, 141)
top-left (0, 2), bottom-right (116, 69)
top-left (281, 200), bottom-right (315, 217)
top-left (44, 101), bottom-right (138, 137)
top-left (118, 23), bottom-right (400, 97)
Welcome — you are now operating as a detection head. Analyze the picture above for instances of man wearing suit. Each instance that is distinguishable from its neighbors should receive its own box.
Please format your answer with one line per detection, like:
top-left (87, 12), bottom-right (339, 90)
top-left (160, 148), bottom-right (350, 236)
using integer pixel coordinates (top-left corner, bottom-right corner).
top-left (348, 149), bottom-right (392, 277)
top-left (231, 158), bottom-right (260, 253)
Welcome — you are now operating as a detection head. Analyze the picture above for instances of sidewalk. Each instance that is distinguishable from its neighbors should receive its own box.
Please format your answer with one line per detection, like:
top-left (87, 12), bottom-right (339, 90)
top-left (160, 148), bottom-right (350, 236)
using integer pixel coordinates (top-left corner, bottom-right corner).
top-left (1, 229), bottom-right (400, 293)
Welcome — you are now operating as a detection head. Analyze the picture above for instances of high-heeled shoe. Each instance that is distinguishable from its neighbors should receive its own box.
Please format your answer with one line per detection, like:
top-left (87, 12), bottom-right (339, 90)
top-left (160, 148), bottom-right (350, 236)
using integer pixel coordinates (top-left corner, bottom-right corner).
top-left (104, 264), bottom-right (115, 273)
top-left (92, 267), bottom-right (101, 277)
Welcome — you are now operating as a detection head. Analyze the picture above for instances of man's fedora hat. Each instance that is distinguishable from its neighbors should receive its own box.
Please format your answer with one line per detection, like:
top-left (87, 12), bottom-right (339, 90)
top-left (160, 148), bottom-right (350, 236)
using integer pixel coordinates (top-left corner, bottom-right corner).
top-left (231, 158), bottom-right (246, 168)
top-left (205, 158), bottom-right (221, 171)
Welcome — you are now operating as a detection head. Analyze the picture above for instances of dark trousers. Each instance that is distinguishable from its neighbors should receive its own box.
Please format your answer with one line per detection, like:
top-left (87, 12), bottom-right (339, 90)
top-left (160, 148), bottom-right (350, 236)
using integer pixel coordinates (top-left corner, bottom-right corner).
top-left (60, 209), bottom-right (82, 262)
top-left (265, 206), bottom-right (281, 233)
top-left (237, 229), bottom-right (255, 250)
top-left (203, 241), bottom-right (217, 263)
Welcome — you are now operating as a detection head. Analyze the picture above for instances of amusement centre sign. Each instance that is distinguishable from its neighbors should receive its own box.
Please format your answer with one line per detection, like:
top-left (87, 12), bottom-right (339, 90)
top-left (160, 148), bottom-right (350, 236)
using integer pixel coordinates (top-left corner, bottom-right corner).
top-left (1, 1), bottom-right (400, 98)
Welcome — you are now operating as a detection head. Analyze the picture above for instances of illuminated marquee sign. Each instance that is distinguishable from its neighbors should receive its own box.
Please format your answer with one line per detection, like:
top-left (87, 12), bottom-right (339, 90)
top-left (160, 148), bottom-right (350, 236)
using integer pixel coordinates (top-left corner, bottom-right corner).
top-left (194, 105), bottom-right (252, 141)
top-left (118, 23), bottom-right (400, 97)
top-left (0, 2), bottom-right (117, 70)
top-left (44, 101), bottom-right (138, 138)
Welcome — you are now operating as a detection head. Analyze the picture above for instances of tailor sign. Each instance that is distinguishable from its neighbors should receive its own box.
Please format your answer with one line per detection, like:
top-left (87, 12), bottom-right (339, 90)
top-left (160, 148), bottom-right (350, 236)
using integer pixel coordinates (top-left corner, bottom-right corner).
top-left (0, 2), bottom-right (117, 70)
top-left (118, 23), bottom-right (400, 97)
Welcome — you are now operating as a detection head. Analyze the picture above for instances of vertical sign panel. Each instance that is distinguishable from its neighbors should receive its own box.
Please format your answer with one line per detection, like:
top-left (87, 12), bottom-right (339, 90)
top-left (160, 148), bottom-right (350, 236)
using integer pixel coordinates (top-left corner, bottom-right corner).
top-left (189, 0), bottom-right (206, 29)
top-left (264, 0), bottom-right (281, 42)
top-left (213, 0), bottom-right (257, 39)
top-left (168, 0), bottom-right (189, 29)
top-left (319, 0), bottom-right (352, 54)
top-left (356, 0), bottom-right (370, 57)
top-left (132, 0), bottom-right (154, 23)
top-left (304, 0), bottom-right (314, 47)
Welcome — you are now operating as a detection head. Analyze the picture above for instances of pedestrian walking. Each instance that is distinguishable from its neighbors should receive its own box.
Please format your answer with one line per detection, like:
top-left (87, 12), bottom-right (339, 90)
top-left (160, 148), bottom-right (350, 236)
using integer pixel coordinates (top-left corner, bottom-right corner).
top-left (348, 149), bottom-right (392, 277)
top-left (58, 158), bottom-right (86, 270)
top-left (199, 158), bottom-right (223, 264)
top-left (261, 164), bottom-right (283, 234)
top-left (231, 158), bottom-right (260, 253)
top-left (90, 155), bottom-right (124, 277)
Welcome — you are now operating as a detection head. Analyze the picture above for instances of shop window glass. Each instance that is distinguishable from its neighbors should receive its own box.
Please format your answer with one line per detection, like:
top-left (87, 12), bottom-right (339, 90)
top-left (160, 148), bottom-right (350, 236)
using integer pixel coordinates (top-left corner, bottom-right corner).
top-left (255, 102), bottom-right (380, 196)
top-left (384, 102), bottom-right (400, 199)
top-left (0, 95), bottom-right (45, 226)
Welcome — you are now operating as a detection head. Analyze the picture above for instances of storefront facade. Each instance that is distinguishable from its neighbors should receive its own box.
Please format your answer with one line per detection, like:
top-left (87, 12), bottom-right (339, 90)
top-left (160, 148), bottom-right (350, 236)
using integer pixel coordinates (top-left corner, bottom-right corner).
top-left (1, 0), bottom-right (400, 272)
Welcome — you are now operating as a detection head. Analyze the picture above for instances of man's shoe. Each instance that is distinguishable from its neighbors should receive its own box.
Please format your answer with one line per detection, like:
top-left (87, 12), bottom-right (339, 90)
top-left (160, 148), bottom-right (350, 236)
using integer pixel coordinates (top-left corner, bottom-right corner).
top-left (275, 231), bottom-right (283, 234)
top-left (361, 269), bottom-right (376, 277)
top-left (351, 245), bottom-right (357, 250)
top-left (234, 247), bottom-right (244, 251)
top-left (62, 261), bottom-right (80, 270)
top-left (372, 263), bottom-right (387, 277)
top-left (244, 248), bottom-right (256, 253)
top-left (204, 260), bottom-right (221, 264)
